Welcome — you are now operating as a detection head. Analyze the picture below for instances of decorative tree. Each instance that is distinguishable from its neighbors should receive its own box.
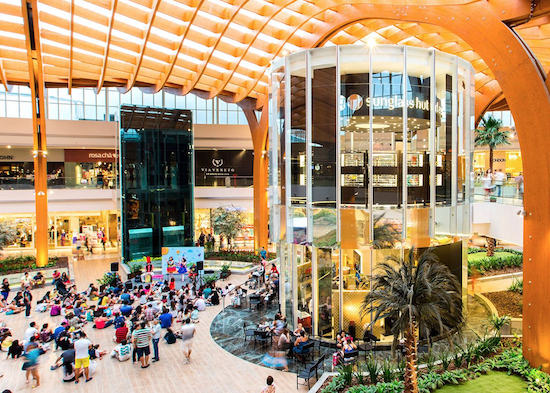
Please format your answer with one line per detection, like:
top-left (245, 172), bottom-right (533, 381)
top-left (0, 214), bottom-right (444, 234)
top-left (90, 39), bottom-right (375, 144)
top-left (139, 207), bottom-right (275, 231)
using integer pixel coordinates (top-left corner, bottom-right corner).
top-left (361, 248), bottom-right (464, 393)
top-left (475, 115), bottom-right (510, 256)
top-left (210, 205), bottom-right (246, 250)
top-left (0, 221), bottom-right (18, 251)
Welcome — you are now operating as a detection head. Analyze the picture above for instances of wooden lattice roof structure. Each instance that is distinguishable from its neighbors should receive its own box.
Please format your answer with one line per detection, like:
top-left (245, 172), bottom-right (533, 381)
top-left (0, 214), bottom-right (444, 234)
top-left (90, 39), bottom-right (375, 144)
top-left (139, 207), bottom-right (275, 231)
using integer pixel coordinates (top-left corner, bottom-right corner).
top-left (1, 0), bottom-right (549, 111)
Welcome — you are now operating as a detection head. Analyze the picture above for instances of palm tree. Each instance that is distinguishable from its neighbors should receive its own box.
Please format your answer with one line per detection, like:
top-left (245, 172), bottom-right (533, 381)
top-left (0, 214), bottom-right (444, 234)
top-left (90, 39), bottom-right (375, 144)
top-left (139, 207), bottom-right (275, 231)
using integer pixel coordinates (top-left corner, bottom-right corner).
top-left (361, 248), bottom-right (464, 393)
top-left (475, 115), bottom-right (510, 256)
top-left (372, 213), bottom-right (401, 249)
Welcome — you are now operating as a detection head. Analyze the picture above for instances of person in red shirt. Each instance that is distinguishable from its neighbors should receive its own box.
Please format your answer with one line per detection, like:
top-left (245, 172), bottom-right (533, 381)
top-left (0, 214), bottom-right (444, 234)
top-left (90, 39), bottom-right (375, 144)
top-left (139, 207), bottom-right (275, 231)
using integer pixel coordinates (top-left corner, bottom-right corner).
top-left (114, 322), bottom-right (129, 343)
top-left (270, 263), bottom-right (279, 275)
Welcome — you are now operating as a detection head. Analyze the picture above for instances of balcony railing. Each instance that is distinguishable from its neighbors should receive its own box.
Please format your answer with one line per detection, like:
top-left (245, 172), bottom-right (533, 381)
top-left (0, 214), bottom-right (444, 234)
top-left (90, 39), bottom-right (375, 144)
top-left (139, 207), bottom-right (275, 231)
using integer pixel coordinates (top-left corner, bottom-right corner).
top-left (195, 175), bottom-right (253, 188)
top-left (0, 176), bottom-right (118, 190)
top-left (473, 181), bottom-right (523, 206)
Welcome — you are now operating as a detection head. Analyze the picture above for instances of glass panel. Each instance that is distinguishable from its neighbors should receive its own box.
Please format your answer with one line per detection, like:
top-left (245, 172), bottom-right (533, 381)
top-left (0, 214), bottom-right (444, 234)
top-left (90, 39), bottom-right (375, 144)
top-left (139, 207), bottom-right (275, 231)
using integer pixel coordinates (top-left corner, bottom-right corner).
top-left (372, 47), bottom-right (404, 206)
top-left (406, 47), bottom-right (432, 206)
top-left (275, 64), bottom-right (286, 202)
top-left (341, 247), bottom-right (371, 338)
top-left (340, 208), bottom-right (370, 249)
top-left (280, 242), bottom-right (293, 329)
top-left (435, 52), bottom-right (453, 206)
top-left (339, 46), bottom-right (371, 206)
top-left (313, 208), bottom-right (337, 248)
top-left (317, 247), bottom-right (334, 337)
top-left (373, 209), bottom-right (402, 249)
top-left (296, 245), bottom-right (312, 334)
top-left (311, 46), bottom-right (337, 207)
top-left (289, 52), bottom-right (307, 205)
top-left (406, 207), bottom-right (431, 248)
top-left (292, 207), bottom-right (307, 244)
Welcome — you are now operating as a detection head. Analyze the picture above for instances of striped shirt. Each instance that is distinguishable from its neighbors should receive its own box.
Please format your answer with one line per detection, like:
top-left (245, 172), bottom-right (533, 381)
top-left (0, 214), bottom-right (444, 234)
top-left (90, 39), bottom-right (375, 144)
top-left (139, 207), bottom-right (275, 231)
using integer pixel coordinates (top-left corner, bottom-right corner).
top-left (119, 344), bottom-right (132, 356)
top-left (132, 328), bottom-right (151, 348)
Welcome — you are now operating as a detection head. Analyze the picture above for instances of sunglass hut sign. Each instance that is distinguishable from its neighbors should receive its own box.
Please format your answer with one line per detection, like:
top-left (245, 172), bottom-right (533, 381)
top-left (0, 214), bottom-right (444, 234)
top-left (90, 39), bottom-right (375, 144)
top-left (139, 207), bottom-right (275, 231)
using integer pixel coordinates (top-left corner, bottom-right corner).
top-left (200, 158), bottom-right (235, 175)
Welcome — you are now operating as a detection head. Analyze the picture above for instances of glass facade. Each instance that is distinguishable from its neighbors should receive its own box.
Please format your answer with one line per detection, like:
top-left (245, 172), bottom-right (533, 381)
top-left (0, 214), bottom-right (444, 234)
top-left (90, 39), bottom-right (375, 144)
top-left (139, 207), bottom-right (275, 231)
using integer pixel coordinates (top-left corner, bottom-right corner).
top-left (0, 85), bottom-right (247, 125)
top-left (120, 106), bottom-right (194, 262)
top-left (270, 45), bottom-right (474, 340)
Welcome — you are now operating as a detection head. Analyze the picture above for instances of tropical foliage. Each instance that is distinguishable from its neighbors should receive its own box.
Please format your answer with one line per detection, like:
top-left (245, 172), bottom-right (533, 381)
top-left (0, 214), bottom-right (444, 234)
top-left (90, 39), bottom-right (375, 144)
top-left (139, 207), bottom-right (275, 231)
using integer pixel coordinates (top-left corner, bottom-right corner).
top-left (0, 255), bottom-right (61, 274)
top-left (211, 205), bottom-right (246, 249)
top-left (475, 115), bottom-right (510, 257)
top-left (361, 248), bottom-right (464, 392)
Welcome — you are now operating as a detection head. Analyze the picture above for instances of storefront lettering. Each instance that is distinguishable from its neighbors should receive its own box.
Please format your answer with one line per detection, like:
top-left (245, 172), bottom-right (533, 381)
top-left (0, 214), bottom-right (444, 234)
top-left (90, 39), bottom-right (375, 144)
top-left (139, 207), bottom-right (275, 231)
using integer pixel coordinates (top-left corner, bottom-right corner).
top-left (0, 155), bottom-right (14, 160)
top-left (88, 152), bottom-right (117, 159)
top-left (342, 94), bottom-right (443, 117)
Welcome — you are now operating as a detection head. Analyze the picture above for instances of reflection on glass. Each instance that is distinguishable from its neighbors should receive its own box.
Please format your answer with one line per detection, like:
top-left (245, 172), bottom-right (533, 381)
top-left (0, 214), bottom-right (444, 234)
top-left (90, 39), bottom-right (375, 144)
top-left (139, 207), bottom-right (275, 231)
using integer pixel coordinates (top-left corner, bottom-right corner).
top-left (317, 248), bottom-right (334, 337)
top-left (297, 246), bottom-right (312, 334)
top-left (313, 208), bottom-right (337, 248)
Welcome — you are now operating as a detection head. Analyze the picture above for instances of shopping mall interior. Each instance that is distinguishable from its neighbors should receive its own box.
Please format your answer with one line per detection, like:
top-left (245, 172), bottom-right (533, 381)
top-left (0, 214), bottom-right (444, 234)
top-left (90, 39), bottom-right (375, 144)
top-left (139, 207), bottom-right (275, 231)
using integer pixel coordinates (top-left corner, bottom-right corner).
top-left (0, 1), bottom-right (548, 392)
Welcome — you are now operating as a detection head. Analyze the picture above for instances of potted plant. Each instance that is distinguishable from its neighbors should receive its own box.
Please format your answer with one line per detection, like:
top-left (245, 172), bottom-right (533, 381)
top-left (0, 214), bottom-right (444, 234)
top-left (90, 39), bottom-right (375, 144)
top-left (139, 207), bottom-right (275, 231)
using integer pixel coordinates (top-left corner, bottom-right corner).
top-left (97, 272), bottom-right (117, 292)
top-left (128, 263), bottom-right (143, 279)
top-left (219, 262), bottom-right (232, 280)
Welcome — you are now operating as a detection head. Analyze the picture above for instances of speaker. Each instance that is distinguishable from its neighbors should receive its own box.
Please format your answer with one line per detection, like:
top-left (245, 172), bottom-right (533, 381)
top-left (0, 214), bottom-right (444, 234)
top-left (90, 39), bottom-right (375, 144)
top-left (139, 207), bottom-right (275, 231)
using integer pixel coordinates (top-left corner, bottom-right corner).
top-left (110, 262), bottom-right (119, 272)
top-left (196, 261), bottom-right (204, 271)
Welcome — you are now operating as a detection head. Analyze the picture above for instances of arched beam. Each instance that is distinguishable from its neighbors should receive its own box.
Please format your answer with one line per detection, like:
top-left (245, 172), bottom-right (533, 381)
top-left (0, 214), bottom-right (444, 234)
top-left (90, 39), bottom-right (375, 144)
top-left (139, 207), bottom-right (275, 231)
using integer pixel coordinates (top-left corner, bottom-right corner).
top-left (68, 0), bottom-right (74, 94)
top-left (150, 0), bottom-right (207, 93)
top-left (118, 0), bottom-right (161, 94)
top-left (0, 59), bottom-right (12, 92)
top-left (95, 0), bottom-right (118, 94)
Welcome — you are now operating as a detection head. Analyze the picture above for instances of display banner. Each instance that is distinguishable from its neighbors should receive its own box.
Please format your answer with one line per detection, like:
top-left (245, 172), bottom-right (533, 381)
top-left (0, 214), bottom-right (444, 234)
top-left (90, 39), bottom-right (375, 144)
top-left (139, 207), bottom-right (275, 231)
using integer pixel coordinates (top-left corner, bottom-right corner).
top-left (64, 149), bottom-right (118, 163)
top-left (195, 150), bottom-right (253, 185)
top-left (161, 247), bottom-right (204, 275)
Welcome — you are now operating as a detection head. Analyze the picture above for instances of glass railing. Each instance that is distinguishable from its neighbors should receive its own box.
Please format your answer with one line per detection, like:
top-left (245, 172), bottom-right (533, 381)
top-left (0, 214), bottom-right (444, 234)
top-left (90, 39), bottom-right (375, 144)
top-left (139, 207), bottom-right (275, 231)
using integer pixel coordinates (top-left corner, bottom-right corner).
top-left (0, 176), bottom-right (118, 190)
top-left (195, 175), bottom-right (253, 188)
top-left (473, 181), bottom-right (523, 206)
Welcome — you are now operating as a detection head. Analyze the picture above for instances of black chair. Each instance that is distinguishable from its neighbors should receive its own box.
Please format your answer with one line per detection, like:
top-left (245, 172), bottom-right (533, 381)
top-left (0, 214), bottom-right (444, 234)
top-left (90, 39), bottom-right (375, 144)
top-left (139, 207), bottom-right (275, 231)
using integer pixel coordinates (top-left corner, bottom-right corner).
top-left (249, 295), bottom-right (262, 311)
top-left (341, 349), bottom-right (359, 365)
top-left (243, 323), bottom-right (255, 342)
top-left (254, 330), bottom-right (271, 349)
top-left (297, 354), bottom-right (325, 390)
top-left (295, 341), bottom-right (315, 365)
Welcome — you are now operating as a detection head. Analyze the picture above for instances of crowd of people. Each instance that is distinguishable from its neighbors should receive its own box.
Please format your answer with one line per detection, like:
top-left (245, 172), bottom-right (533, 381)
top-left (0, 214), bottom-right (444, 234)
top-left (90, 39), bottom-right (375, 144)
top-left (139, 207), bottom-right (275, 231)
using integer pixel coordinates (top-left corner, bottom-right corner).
top-left (0, 266), bottom-right (228, 389)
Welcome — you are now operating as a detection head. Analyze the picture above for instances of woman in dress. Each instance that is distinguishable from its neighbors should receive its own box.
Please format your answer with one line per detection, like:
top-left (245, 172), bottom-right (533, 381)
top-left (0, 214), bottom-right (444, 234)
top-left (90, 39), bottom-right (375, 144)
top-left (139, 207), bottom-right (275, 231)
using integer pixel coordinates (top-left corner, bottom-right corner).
top-left (166, 257), bottom-right (176, 280)
top-left (482, 169), bottom-right (494, 199)
top-left (178, 257), bottom-right (187, 283)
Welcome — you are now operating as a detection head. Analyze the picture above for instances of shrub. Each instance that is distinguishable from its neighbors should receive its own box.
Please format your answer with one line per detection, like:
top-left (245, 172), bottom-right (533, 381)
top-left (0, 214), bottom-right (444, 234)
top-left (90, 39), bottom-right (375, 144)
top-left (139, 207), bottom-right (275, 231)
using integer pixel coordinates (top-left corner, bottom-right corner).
top-left (0, 255), bottom-right (59, 274)
top-left (509, 278), bottom-right (523, 294)
top-left (468, 252), bottom-right (523, 276)
top-left (337, 363), bottom-right (354, 386)
top-left (365, 355), bottom-right (380, 384)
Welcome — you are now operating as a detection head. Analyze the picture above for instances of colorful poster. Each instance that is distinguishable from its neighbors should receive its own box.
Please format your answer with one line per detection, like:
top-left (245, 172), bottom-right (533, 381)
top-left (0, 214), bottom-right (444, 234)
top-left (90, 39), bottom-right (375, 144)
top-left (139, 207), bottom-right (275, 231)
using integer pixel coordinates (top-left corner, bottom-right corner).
top-left (161, 247), bottom-right (204, 276)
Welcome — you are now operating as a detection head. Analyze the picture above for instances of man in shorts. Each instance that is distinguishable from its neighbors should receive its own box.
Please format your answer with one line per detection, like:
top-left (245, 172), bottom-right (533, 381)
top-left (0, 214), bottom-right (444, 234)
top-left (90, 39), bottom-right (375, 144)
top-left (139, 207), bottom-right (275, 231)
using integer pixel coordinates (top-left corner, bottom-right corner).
top-left (179, 318), bottom-right (196, 364)
top-left (132, 322), bottom-right (151, 368)
top-left (73, 332), bottom-right (92, 383)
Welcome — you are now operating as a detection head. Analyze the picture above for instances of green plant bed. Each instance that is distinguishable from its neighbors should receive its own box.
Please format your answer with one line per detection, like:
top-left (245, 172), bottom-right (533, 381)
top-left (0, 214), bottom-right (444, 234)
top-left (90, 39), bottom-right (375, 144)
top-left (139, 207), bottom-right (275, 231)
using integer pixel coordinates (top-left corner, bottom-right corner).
top-left (205, 251), bottom-right (276, 263)
top-left (0, 255), bottom-right (66, 275)
top-left (436, 371), bottom-right (527, 392)
top-left (468, 250), bottom-right (523, 277)
top-left (468, 252), bottom-right (517, 262)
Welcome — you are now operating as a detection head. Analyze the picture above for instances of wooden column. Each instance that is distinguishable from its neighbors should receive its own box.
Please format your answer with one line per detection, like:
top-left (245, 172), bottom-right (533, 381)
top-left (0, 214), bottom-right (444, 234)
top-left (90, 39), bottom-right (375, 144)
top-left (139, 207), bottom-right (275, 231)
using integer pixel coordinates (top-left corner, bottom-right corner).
top-left (241, 105), bottom-right (269, 254)
top-left (21, 0), bottom-right (48, 267)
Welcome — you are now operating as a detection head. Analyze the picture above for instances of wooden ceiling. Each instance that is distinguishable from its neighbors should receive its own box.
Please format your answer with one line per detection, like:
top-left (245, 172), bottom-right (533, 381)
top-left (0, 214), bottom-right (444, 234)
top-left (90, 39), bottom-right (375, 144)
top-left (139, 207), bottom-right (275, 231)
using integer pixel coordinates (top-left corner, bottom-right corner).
top-left (1, 0), bottom-right (549, 111)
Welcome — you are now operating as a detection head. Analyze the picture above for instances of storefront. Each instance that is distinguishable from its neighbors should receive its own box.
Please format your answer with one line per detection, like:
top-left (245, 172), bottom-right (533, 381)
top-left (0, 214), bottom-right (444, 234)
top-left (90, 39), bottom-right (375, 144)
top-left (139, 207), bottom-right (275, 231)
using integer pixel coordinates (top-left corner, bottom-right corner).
top-left (64, 149), bottom-right (118, 188)
top-left (0, 210), bottom-right (119, 249)
top-left (270, 45), bottom-right (474, 339)
top-left (0, 148), bottom-right (117, 189)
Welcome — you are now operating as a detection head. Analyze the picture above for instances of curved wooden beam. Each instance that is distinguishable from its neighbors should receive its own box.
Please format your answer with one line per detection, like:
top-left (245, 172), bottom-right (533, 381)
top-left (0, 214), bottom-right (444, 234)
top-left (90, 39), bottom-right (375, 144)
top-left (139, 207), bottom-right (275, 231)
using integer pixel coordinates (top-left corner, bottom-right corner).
top-left (0, 59), bottom-right (12, 92)
top-left (151, 0), bottom-right (207, 93)
top-left (68, 0), bottom-right (75, 94)
top-left (118, 0), bottom-right (162, 94)
top-left (209, 0), bottom-right (299, 100)
top-left (95, 0), bottom-right (118, 94)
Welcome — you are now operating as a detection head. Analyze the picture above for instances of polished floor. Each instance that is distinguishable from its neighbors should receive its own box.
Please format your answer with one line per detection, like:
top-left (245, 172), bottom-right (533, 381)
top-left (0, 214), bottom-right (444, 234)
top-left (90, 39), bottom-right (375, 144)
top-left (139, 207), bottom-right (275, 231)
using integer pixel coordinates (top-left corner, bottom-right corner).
top-left (0, 255), bottom-right (307, 393)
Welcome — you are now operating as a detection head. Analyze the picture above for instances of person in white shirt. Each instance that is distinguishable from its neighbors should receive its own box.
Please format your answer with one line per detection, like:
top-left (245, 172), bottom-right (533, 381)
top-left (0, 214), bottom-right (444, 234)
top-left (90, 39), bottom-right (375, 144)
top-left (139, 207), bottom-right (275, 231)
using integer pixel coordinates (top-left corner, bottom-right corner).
top-left (24, 322), bottom-right (38, 342)
top-left (73, 332), bottom-right (93, 383)
top-left (194, 298), bottom-right (206, 311)
top-left (21, 272), bottom-right (33, 290)
top-left (494, 169), bottom-right (507, 196)
top-left (110, 339), bottom-right (132, 362)
top-left (151, 319), bottom-right (161, 362)
top-left (481, 169), bottom-right (494, 199)
top-left (179, 319), bottom-right (196, 365)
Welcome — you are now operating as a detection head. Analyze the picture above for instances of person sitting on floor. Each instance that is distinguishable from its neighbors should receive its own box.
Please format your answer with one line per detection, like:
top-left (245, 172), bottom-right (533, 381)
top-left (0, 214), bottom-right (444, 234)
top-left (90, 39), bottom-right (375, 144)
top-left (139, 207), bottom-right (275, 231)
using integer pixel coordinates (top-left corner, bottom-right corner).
top-left (111, 339), bottom-right (132, 361)
top-left (7, 339), bottom-right (23, 359)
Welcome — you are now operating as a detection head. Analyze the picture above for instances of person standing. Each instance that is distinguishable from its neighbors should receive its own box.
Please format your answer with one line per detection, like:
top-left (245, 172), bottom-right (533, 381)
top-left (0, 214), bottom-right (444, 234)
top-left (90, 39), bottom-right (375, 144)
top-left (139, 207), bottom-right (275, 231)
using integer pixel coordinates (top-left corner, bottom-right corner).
top-left (481, 169), bottom-right (493, 200)
top-left (74, 332), bottom-right (93, 383)
top-left (494, 169), bottom-right (506, 197)
top-left (132, 322), bottom-right (152, 368)
top-left (179, 318), bottom-right (196, 365)
top-left (1, 278), bottom-right (10, 301)
top-left (515, 172), bottom-right (524, 199)
top-left (23, 287), bottom-right (32, 319)
top-left (22, 341), bottom-right (43, 388)
top-left (151, 319), bottom-right (161, 362)
top-left (260, 247), bottom-right (267, 261)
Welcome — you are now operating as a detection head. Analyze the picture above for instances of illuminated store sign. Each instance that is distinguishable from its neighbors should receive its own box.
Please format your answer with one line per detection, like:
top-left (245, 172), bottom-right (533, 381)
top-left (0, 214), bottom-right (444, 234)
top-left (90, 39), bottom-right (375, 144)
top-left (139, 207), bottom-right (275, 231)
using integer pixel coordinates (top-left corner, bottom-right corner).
top-left (341, 94), bottom-right (444, 117)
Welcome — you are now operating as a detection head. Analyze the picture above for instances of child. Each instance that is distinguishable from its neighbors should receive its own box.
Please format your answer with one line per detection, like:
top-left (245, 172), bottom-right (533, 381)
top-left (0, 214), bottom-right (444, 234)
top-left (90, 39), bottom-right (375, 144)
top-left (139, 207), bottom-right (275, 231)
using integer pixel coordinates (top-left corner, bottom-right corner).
top-left (190, 305), bottom-right (199, 324)
top-left (169, 277), bottom-right (176, 292)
